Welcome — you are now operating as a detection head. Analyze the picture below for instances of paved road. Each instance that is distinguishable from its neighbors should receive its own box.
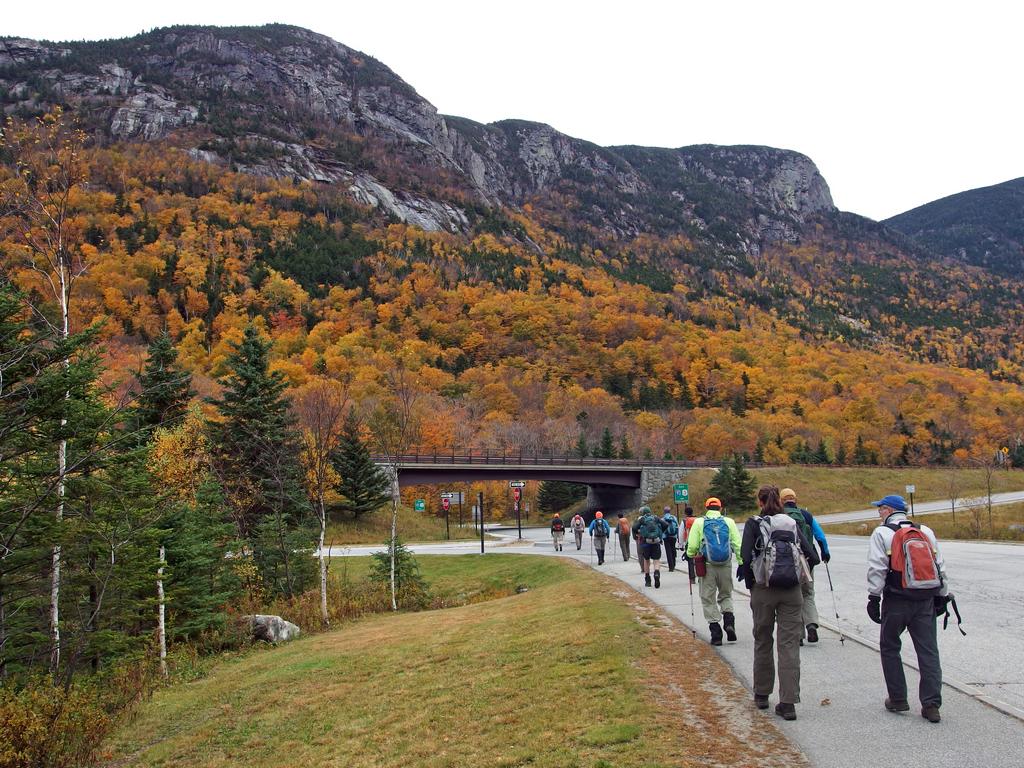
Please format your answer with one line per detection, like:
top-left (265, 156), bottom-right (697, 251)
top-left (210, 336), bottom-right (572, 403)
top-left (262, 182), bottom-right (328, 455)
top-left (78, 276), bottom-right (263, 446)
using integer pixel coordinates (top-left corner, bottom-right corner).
top-left (817, 490), bottom-right (1024, 524)
top-left (505, 526), bottom-right (1024, 767)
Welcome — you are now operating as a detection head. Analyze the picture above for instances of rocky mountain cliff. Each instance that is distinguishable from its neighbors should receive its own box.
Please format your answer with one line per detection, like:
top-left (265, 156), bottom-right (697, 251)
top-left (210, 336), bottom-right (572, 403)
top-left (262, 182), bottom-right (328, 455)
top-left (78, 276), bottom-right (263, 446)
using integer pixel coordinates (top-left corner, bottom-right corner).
top-left (885, 177), bottom-right (1024, 276)
top-left (0, 25), bottom-right (833, 250)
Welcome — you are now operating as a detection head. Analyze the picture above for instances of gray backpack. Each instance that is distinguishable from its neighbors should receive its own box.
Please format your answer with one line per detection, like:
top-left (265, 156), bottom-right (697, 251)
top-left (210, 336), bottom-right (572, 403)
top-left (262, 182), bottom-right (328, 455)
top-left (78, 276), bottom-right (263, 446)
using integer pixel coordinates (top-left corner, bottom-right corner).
top-left (751, 515), bottom-right (810, 589)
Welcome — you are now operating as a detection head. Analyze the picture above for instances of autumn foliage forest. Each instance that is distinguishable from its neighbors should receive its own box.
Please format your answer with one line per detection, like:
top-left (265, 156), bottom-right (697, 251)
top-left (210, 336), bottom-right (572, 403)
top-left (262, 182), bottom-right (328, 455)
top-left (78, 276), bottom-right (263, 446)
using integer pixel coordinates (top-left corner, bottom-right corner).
top-left (4, 118), bottom-right (1024, 469)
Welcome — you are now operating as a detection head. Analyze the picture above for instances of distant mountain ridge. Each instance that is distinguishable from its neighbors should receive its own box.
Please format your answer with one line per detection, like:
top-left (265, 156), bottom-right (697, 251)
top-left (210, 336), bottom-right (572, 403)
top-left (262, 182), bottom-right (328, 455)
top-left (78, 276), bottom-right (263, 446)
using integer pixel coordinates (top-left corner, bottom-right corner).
top-left (3, 24), bottom-right (1024, 380)
top-left (884, 177), bottom-right (1024, 276)
top-left (0, 25), bottom-right (833, 250)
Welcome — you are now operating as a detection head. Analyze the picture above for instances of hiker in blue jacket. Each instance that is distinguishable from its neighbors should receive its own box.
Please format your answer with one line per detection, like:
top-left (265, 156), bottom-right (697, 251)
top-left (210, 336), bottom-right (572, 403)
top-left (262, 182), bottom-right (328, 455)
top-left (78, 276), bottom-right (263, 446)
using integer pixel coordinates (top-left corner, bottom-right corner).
top-left (587, 511), bottom-right (611, 565)
top-left (661, 506), bottom-right (680, 571)
top-left (781, 488), bottom-right (831, 644)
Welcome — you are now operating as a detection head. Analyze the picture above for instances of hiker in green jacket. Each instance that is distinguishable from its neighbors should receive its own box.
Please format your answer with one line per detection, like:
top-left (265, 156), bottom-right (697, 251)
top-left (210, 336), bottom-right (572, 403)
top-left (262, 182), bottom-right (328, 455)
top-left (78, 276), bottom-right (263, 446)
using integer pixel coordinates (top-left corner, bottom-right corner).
top-left (686, 497), bottom-right (742, 646)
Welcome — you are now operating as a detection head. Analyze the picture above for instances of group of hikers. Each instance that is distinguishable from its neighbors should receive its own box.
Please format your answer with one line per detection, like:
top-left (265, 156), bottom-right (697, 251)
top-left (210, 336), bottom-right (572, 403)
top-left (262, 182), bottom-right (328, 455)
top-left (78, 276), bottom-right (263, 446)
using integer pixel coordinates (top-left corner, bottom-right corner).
top-left (549, 485), bottom-right (953, 724)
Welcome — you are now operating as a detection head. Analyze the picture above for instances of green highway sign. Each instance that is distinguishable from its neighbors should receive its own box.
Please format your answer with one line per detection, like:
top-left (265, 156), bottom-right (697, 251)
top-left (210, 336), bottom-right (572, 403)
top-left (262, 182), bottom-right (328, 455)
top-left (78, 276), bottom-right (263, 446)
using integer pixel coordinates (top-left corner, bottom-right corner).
top-left (414, 499), bottom-right (426, 512)
top-left (673, 484), bottom-right (689, 504)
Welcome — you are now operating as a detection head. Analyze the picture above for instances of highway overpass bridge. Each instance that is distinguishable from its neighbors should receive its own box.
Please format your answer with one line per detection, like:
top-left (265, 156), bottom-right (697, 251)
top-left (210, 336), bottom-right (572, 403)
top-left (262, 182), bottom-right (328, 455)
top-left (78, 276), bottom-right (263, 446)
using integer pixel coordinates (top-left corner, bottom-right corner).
top-left (373, 451), bottom-right (711, 513)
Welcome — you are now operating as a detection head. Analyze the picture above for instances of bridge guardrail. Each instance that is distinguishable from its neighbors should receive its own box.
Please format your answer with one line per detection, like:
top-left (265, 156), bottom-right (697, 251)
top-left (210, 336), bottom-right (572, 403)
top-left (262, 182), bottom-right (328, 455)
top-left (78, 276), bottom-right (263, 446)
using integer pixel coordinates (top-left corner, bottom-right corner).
top-left (371, 449), bottom-right (744, 468)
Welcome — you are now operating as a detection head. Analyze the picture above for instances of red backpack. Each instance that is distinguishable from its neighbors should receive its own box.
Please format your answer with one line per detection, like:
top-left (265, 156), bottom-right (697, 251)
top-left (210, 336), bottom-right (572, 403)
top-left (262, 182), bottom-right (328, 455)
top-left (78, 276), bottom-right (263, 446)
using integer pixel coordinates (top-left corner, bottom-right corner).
top-left (887, 521), bottom-right (942, 590)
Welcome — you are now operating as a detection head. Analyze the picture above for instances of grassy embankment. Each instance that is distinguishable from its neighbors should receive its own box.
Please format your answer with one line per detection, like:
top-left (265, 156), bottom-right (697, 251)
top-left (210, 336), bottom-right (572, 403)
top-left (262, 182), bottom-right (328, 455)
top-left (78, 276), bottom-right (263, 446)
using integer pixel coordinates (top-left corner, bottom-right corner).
top-left (105, 555), bottom-right (803, 768)
top-left (648, 467), bottom-right (1024, 517)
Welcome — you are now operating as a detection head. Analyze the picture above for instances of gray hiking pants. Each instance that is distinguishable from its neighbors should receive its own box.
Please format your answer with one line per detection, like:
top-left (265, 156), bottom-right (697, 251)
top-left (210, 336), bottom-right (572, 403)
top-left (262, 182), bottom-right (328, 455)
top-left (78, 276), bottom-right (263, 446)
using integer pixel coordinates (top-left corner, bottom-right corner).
top-left (750, 584), bottom-right (804, 704)
top-left (880, 595), bottom-right (942, 708)
top-left (801, 569), bottom-right (819, 627)
top-left (618, 533), bottom-right (631, 560)
top-left (699, 561), bottom-right (734, 623)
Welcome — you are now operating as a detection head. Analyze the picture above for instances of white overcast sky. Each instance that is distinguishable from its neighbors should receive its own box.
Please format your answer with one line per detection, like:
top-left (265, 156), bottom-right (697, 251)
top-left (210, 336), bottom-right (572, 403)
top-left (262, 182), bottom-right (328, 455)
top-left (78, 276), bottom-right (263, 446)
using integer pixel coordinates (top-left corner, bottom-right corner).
top-left (5, 1), bottom-right (1022, 220)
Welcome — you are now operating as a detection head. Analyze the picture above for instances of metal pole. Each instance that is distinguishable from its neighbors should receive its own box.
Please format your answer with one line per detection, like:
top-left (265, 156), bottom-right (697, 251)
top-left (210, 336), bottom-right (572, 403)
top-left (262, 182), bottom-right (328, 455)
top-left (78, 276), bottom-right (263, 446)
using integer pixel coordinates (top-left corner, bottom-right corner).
top-left (459, 495), bottom-right (463, 528)
top-left (824, 562), bottom-right (845, 645)
top-left (516, 497), bottom-right (522, 540)
top-left (479, 491), bottom-right (485, 554)
top-left (445, 503), bottom-right (450, 540)
top-left (910, 492), bottom-right (915, 518)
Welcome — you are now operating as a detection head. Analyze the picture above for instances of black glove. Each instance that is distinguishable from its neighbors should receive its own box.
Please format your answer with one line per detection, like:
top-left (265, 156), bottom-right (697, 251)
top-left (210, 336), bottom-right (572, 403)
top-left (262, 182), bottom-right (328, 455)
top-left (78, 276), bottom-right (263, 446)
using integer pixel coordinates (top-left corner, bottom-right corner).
top-left (822, 552), bottom-right (831, 563)
top-left (867, 595), bottom-right (882, 624)
top-left (736, 564), bottom-right (746, 581)
top-left (934, 594), bottom-right (950, 617)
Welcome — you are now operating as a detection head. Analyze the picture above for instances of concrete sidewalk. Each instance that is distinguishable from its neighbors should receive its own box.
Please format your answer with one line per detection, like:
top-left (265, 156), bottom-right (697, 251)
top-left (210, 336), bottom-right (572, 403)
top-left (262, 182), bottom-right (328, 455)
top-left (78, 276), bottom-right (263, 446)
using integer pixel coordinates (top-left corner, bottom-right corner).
top-left (526, 534), bottom-right (1023, 768)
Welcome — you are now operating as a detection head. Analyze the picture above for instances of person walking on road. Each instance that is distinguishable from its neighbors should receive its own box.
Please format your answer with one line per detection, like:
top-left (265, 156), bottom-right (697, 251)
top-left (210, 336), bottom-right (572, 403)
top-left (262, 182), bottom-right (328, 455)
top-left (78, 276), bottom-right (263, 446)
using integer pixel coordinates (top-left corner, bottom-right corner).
top-left (781, 488), bottom-right (831, 644)
top-left (550, 513), bottom-right (566, 551)
top-left (570, 512), bottom-right (586, 550)
top-left (632, 506), bottom-right (664, 588)
top-left (615, 512), bottom-right (632, 561)
top-left (588, 511), bottom-right (610, 565)
top-left (661, 506), bottom-right (680, 571)
top-left (681, 505), bottom-right (697, 581)
top-left (686, 497), bottom-right (742, 646)
top-left (739, 485), bottom-right (818, 721)
top-left (866, 494), bottom-right (949, 724)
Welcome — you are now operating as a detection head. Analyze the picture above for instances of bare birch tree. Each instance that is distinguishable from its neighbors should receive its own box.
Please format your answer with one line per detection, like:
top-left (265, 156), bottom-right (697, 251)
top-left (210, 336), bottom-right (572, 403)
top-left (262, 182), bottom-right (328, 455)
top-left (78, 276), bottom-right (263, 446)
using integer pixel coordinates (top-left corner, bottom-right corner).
top-left (1, 109), bottom-right (90, 674)
top-left (368, 364), bottom-right (422, 611)
top-left (295, 377), bottom-right (350, 628)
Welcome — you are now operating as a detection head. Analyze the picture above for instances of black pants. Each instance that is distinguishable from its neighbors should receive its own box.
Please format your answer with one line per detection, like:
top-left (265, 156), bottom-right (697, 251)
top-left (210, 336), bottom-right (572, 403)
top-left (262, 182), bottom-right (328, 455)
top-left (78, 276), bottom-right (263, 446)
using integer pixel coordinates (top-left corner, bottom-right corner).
top-left (664, 536), bottom-right (677, 570)
top-left (880, 595), bottom-right (942, 708)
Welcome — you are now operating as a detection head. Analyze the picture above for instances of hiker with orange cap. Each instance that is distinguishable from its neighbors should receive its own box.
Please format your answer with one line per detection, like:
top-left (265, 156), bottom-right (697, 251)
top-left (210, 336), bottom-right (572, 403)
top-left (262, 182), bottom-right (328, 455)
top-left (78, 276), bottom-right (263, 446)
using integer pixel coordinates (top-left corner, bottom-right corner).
top-left (570, 512), bottom-right (586, 550)
top-left (550, 513), bottom-right (566, 551)
top-left (686, 497), bottom-right (742, 645)
top-left (587, 511), bottom-right (610, 565)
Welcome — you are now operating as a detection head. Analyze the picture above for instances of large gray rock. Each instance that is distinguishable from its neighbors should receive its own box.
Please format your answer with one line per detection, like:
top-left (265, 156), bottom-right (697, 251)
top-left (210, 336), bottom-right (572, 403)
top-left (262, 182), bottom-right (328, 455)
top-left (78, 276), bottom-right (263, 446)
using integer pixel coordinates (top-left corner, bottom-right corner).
top-left (247, 614), bottom-right (301, 644)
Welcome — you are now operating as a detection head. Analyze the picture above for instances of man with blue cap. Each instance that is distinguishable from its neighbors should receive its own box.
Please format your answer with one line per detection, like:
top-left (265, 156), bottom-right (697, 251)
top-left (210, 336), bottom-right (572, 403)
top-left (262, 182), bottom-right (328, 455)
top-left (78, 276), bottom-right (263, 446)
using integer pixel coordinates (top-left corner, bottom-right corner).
top-left (866, 494), bottom-right (949, 723)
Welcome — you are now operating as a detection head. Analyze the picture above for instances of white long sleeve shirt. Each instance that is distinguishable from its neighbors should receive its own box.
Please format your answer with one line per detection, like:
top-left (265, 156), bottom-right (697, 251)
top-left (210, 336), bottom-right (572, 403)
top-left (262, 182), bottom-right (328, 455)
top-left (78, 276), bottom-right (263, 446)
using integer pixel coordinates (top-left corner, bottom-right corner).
top-left (867, 512), bottom-right (948, 597)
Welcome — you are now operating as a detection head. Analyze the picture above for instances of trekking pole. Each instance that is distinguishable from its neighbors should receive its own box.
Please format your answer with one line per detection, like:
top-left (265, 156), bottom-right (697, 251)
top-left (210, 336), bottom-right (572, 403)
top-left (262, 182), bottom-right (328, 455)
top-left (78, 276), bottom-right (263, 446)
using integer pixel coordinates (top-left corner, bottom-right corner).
top-left (686, 562), bottom-right (697, 638)
top-left (824, 561), bottom-right (845, 646)
top-left (589, 533), bottom-right (593, 566)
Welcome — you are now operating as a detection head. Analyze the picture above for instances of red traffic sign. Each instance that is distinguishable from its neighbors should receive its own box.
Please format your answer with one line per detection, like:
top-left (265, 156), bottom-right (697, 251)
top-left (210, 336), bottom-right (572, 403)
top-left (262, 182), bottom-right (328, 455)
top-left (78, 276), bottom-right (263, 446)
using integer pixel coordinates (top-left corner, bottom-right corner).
top-left (512, 487), bottom-right (522, 501)
top-left (442, 497), bottom-right (450, 511)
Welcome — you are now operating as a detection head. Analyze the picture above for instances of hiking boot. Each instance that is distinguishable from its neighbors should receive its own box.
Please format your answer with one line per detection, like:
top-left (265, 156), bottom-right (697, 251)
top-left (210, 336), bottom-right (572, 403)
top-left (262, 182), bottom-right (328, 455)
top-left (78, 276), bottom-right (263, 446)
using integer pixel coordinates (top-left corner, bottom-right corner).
top-left (921, 706), bottom-right (941, 723)
top-left (709, 622), bottom-right (723, 646)
top-left (645, 573), bottom-right (652, 587)
top-left (723, 612), bottom-right (737, 642)
top-left (775, 702), bottom-right (797, 721)
top-left (885, 698), bottom-right (910, 713)
top-left (653, 571), bottom-right (661, 589)
top-left (806, 624), bottom-right (819, 644)
top-left (754, 694), bottom-right (769, 709)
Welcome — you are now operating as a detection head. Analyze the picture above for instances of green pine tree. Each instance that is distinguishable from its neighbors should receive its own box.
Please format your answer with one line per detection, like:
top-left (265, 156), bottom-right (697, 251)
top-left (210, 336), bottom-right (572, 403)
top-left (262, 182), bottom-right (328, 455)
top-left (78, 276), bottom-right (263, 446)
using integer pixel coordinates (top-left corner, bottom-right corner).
top-left (575, 433), bottom-right (589, 459)
top-left (853, 435), bottom-right (870, 465)
top-left (597, 427), bottom-right (615, 459)
top-left (618, 434), bottom-right (634, 460)
top-left (208, 324), bottom-right (312, 597)
top-left (132, 331), bottom-right (194, 434)
top-left (537, 481), bottom-right (587, 514)
top-left (332, 408), bottom-right (392, 520)
top-left (707, 456), bottom-right (735, 507)
top-left (729, 453), bottom-right (758, 513)
top-left (813, 439), bottom-right (832, 465)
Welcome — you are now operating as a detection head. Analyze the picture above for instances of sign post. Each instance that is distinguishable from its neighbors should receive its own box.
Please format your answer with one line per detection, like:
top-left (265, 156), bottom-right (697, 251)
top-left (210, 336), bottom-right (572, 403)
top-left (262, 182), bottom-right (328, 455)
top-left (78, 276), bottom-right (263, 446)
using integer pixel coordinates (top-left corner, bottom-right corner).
top-left (478, 491), bottom-right (485, 554)
top-left (414, 499), bottom-right (425, 513)
top-left (673, 483), bottom-right (689, 514)
top-left (906, 484), bottom-right (916, 518)
top-left (510, 482), bottom-right (525, 540)
top-left (442, 495), bottom-right (451, 540)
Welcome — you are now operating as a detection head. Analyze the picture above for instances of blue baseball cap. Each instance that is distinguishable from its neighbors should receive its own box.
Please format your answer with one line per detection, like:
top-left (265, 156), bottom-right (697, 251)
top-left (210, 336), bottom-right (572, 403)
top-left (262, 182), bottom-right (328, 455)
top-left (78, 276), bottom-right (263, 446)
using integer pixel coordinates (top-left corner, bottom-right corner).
top-left (872, 494), bottom-right (907, 512)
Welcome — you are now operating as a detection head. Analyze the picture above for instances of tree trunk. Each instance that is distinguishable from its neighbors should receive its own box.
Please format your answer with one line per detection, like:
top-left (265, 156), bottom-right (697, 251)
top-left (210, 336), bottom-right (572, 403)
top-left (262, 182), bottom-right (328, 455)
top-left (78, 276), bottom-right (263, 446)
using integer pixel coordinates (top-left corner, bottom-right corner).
top-left (157, 545), bottom-right (167, 677)
top-left (318, 497), bottom-right (329, 628)
top-left (50, 262), bottom-right (70, 677)
top-left (389, 472), bottom-right (399, 612)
